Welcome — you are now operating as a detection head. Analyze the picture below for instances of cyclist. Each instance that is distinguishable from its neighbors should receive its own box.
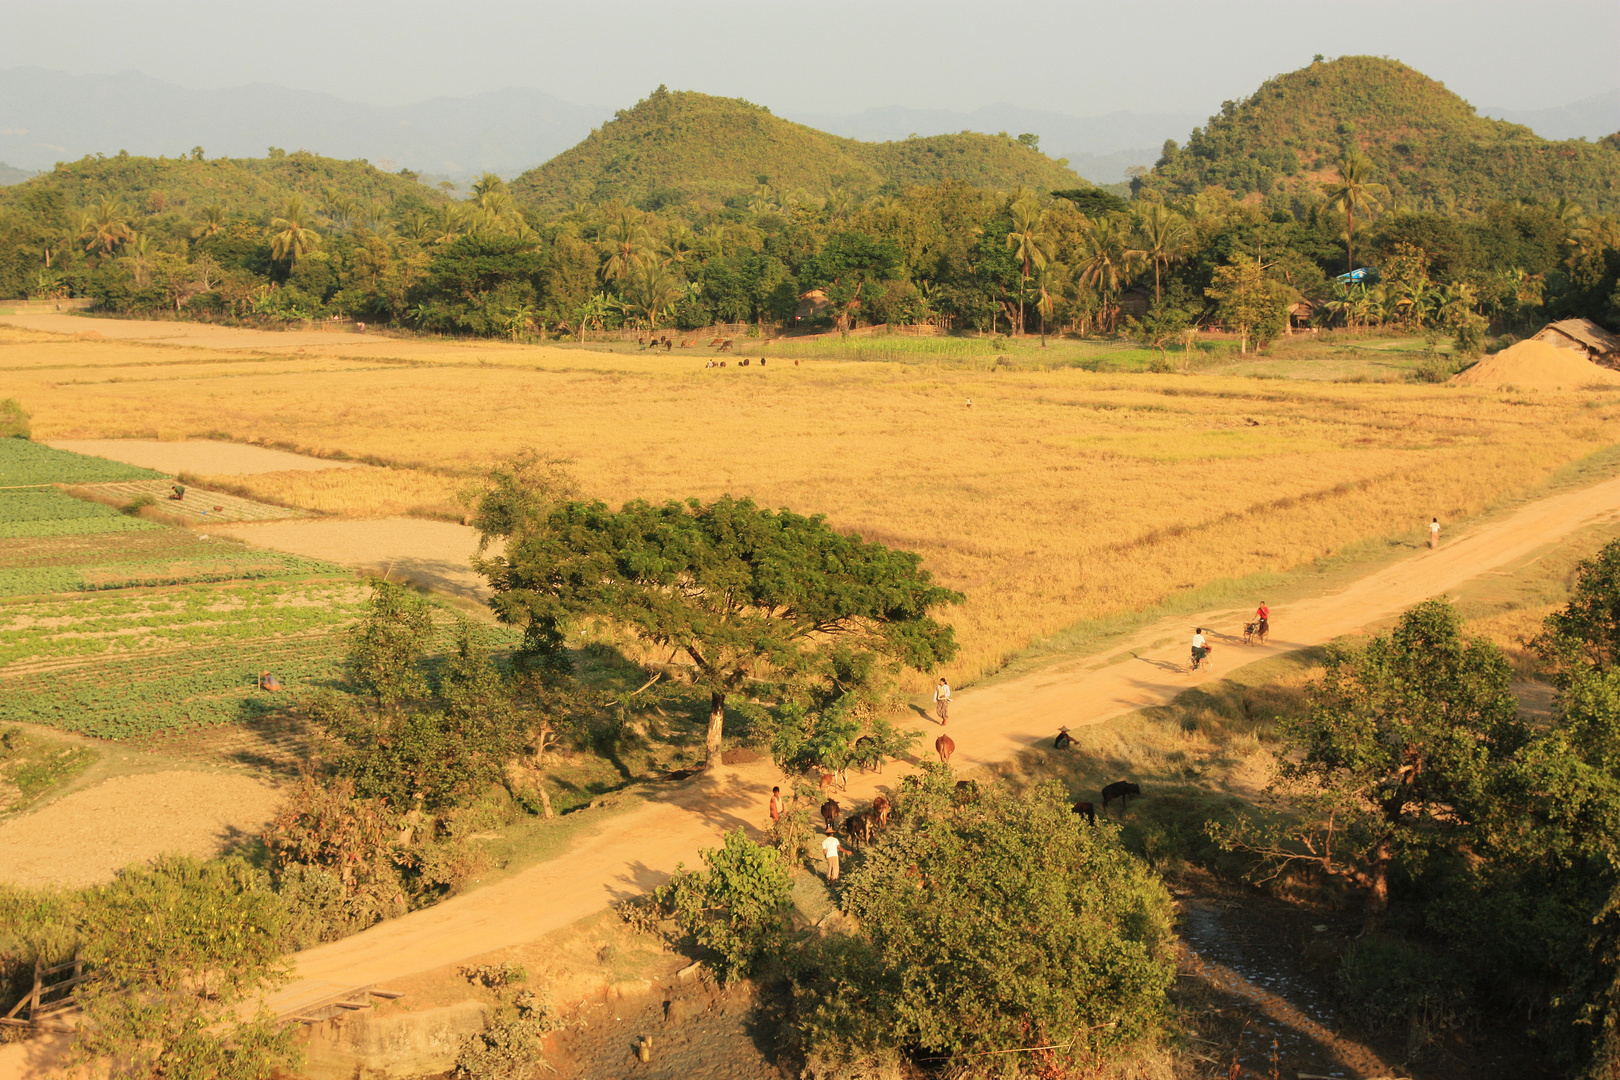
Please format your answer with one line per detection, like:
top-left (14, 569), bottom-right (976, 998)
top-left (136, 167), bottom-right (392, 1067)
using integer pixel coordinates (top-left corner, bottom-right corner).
top-left (1191, 628), bottom-right (1212, 671)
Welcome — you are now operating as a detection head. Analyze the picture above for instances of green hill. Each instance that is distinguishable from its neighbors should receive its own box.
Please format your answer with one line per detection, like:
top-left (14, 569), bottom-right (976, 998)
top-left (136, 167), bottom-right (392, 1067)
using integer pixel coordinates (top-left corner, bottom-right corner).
top-left (1141, 56), bottom-right (1620, 213)
top-left (509, 86), bottom-right (1087, 213)
top-left (0, 149), bottom-right (444, 219)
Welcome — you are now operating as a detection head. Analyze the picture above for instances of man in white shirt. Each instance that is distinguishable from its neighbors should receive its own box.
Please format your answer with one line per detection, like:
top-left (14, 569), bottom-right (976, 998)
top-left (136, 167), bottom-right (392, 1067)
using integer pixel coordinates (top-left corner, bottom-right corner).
top-left (1191, 628), bottom-right (1211, 671)
top-left (934, 678), bottom-right (952, 725)
top-left (1429, 517), bottom-right (1440, 550)
top-left (822, 832), bottom-right (843, 882)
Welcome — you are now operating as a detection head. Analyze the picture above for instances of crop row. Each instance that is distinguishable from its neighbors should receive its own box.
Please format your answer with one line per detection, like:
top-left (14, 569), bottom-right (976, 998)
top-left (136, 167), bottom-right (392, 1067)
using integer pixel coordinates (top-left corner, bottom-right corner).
top-left (0, 487), bottom-right (162, 541)
top-left (0, 440), bottom-right (166, 487)
top-left (0, 635), bottom-right (349, 739)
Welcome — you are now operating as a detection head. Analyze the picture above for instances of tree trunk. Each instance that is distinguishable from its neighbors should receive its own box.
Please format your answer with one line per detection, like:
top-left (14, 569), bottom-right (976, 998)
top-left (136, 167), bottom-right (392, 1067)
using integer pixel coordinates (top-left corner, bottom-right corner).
top-left (705, 690), bottom-right (726, 767)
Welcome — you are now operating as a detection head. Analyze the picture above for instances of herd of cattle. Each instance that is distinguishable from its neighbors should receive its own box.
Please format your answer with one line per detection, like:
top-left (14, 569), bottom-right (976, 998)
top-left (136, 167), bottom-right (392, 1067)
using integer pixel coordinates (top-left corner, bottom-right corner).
top-left (807, 725), bottom-right (1143, 852)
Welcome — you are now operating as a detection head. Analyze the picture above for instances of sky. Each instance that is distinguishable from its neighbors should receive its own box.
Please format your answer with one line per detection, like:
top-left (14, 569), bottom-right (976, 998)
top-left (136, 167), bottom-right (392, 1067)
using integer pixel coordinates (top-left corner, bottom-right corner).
top-left (2, 0), bottom-right (1616, 117)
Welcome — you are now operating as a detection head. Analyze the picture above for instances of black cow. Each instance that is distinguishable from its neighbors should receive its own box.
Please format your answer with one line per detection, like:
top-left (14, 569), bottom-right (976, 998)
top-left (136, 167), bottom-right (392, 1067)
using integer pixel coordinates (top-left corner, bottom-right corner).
top-left (1071, 800), bottom-right (1096, 825)
top-left (1101, 780), bottom-right (1141, 811)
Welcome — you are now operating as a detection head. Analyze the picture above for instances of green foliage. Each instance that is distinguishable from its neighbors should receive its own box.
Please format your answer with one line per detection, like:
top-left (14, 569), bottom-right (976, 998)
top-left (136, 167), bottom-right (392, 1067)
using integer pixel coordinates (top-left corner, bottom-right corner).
top-left (1211, 599), bottom-right (1523, 930)
top-left (1140, 56), bottom-right (1620, 214)
top-left (0, 726), bottom-right (96, 812)
top-left (0, 399), bottom-right (29, 439)
top-left (1205, 255), bottom-right (1292, 351)
top-left (476, 492), bottom-right (961, 765)
top-left (508, 87), bottom-right (1087, 215)
top-left (793, 777), bottom-right (1176, 1068)
top-left (1538, 538), bottom-right (1620, 676)
top-left (0, 439), bottom-right (165, 486)
top-left (652, 829), bottom-right (792, 984)
top-left (453, 963), bottom-right (563, 1080)
top-left (73, 854), bottom-right (297, 1080)
top-left (347, 579), bottom-right (435, 707)
top-left (1335, 937), bottom-right (1470, 1041)
top-left (0, 487), bottom-right (161, 540)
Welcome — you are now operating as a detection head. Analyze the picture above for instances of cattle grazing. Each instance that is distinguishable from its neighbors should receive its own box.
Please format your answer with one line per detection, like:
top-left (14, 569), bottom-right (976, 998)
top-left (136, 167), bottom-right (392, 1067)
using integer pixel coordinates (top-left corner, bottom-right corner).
top-left (1072, 800), bottom-right (1096, 825)
top-left (719, 339), bottom-right (734, 352)
top-left (759, 358), bottom-right (766, 366)
top-left (954, 779), bottom-right (979, 802)
top-left (665, 340), bottom-right (672, 351)
top-left (820, 798), bottom-right (841, 830)
top-left (871, 794), bottom-right (890, 828)
top-left (819, 772), bottom-right (836, 796)
top-left (709, 337), bottom-right (723, 346)
top-left (1101, 780), bottom-right (1141, 811)
top-left (1054, 726), bottom-right (1074, 750)
top-left (935, 733), bottom-right (955, 764)
top-left (794, 358), bottom-right (800, 366)
top-left (846, 811), bottom-right (874, 849)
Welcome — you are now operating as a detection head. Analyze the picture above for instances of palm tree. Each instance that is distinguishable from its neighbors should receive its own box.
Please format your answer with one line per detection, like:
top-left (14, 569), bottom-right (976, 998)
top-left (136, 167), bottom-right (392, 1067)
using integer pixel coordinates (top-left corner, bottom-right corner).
top-left (269, 195), bottom-right (321, 267)
top-left (598, 211), bottom-right (653, 282)
top-left (1129, 204), bottom-right (1190, 304)
top-left (659, 224), bottom-right (696, 268)
top-left (190, 204), bottom-right (226, 241)
top-left (619, 262), bottom-right (685, 327)
top-left (79, 195), bottom-right (135, 255)
top-left (433, 204), bottom-right (469, 244)
top-left (471, 172), bottom-right (507, 202)
top-left (1004, 198), bottom-right (1053, 336)
top-left (118, 233), bottom-right (155, 287)
top-left (1076, 214), bottom-right (1140, 331)
top-left (1032, 265), bottom-right (1057, 347)
top-left (1322, 152), bottom-right (1388, 276)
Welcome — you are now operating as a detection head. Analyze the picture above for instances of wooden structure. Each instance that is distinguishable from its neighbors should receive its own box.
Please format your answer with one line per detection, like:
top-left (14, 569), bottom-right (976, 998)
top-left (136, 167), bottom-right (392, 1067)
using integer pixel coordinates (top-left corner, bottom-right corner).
top-left (1532, 318), bottom-right (1620, 369)
top-left (0, 952), bottom-right (89, 1033)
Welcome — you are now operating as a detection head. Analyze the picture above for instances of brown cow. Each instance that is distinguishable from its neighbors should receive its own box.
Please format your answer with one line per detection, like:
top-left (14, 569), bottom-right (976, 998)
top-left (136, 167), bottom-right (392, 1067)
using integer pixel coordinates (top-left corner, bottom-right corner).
top-left (871, 794), bottom-right (890, 828)
top-left (935, 733), bottom-right (955, 764)
top-left (819, 772), bottom-right (837, 796)
top-left (845, 811), bottom-right (874, 849)
top-left (1072, 800), bottom-right (1096, 825)
top-left (820, 798), bottom-right (841, 831)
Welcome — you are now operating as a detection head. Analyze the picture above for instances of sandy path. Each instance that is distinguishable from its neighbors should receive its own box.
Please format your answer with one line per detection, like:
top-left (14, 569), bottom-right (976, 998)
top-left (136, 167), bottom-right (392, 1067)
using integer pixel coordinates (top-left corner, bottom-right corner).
top-left (254, 472), bottom-right (1620, 1014)
top-left (45, 439), bottom-right (366, 476)
top-left (0, 771), bottom-right (283, 889)
top-left (207, 517), bottom-right (487, 597)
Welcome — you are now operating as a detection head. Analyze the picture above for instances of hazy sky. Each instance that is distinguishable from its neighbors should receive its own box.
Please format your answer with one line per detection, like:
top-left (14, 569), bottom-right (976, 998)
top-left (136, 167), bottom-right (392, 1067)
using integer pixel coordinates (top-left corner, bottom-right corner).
top-left (3, 0), bottom-right (1615, 116)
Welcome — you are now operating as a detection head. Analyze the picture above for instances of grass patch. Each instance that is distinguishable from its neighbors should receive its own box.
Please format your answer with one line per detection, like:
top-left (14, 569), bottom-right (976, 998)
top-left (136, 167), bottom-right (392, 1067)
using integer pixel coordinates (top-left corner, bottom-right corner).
top-left (0, 725), bottom-right (97, 813)
top-left (0, 438), bottom-right (166, 486)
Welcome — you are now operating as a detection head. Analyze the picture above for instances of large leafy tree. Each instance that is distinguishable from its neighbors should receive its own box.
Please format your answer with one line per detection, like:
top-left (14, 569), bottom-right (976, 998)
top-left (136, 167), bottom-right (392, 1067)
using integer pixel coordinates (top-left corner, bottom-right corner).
top-left (1204, 254), bottom-right (1292, 354)
top-left (793, 773), bottom-right (1176, 1069)
top-left (1213, 599), bottom-right (1525, 931)
top-left (473, 493), bottom-right (961, 766)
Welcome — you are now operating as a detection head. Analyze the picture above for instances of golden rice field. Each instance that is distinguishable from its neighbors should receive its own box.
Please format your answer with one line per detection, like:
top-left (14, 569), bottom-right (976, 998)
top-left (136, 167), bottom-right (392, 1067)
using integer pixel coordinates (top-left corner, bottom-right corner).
top-left (8, 318), bottom-right (1620, 687)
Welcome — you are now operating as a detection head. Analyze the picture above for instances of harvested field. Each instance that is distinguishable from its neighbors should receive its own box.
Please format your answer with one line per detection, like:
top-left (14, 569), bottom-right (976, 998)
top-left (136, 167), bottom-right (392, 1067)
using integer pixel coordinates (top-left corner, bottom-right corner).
top-left (66, 479), bottom-right (307, 523)
top-left (45, 438), bottom-right (368, 476)
top-left (0, 769), bottom-right (284, 888)
top-left (8, 315), bottom-right (1620, 686)
top-left (206, 517), bottom-right (488, 597)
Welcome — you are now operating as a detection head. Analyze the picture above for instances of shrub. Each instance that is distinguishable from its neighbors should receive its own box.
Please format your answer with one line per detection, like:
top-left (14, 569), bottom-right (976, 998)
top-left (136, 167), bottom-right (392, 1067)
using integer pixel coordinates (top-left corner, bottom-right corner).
top-left (653, 828), bottom-right (792, 984)
top-left (453, 963), bottom-right (563, 1080)
top-left (793, 776), bottom-right (1176, 1070)
top-left (1336, 936), bottom-right (1470, 1049)
top-left (0, 400), bottom-right (29, 440)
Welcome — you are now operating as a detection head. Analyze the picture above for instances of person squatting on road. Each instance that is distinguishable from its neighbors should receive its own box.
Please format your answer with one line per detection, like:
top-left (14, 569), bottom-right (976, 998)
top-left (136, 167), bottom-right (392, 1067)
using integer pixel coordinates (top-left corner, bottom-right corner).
top-left (934, 677), bottom-right (952, 725)
top-left (822, 831), bottom-right (842, 882)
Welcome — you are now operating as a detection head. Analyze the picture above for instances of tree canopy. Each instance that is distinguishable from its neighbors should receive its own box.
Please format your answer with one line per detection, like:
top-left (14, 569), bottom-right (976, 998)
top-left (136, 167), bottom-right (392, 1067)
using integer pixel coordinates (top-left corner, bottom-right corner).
top-left (473, 493), bottom-right (960, 766)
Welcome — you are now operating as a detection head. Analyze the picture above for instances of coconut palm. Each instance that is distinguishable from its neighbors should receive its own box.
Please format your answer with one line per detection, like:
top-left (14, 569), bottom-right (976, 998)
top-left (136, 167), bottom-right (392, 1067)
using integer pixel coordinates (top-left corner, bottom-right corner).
top-left (1130, 204), bottom-right (1190, 304)
top-left (1075, 214), bottom-right (1140, 331)
top-left (659, 224), bottom-right (696, 268)
top-left (618, 262), bottom-right (686, 328)
top-left (1322, 152), bottom-right (1388, 276)
top-left (118, 233), bottom-right (156, 286)
top-left (598, 211), bottom-right (653, 282)
top-left (1004, 198), bottom-right (1052, 336)
top-left (190, 204), bottom-right (226, 241)
top-left (1032, 264), bottom-right (1058, 347)
top-left (433, 204), bottom-right (469, 244)
top-left (79, 195), bottom-right (135, 255)
top-left (471, 172), bottom-right (507, 202)
top-left (269, 196), bottom-right (322, 267)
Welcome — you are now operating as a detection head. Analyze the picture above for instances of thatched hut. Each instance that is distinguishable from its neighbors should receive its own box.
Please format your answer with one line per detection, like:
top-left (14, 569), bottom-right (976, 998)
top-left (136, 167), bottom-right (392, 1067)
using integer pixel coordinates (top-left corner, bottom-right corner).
top-left (1531, 318), bottom-right (1620, 369)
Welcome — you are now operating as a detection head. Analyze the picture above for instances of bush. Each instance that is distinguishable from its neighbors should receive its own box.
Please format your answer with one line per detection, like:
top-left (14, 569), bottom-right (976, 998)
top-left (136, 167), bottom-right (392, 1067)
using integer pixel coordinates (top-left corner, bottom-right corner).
top-left (792, 776), bottom-right (1176, 1070)
top-left (653, 828), bottom-right (792, 984)
top-left (1336, 936), bottom-right (1471, 1050)
top-left (454, 963), bottom-right (563, 1080)
top-left (0, 400), bottom-right (28, 440)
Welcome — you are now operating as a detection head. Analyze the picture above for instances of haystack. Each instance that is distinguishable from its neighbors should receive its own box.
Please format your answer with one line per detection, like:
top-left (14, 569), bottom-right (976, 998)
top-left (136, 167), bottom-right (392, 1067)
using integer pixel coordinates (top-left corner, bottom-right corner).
top-left (1452, 339), bottom-right (1620, 390)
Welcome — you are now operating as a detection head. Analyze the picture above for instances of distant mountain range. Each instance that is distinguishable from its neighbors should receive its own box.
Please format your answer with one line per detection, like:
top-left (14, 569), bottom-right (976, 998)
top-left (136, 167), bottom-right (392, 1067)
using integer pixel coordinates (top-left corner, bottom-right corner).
top-left (0, 65), bottom-right (1615, 190)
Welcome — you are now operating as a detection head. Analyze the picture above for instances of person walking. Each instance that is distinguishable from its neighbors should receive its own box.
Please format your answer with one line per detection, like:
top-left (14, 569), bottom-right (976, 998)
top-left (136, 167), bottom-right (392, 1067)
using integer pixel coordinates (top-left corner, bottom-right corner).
top-left (1429, 517), bottom-right (1440, 550)
top-left (822, 831), bottom-right (843, 882)
top-left (768, 786), bottom-right (783, 825)
top-left (1255, 601), bottom-right (1270, 642)
top-left (933, 677), bottom-right (952, 726)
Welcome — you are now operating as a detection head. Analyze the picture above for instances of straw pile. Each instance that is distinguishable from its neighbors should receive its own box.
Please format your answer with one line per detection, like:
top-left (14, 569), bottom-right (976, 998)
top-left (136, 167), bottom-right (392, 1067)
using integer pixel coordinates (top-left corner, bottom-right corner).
top-left (1453, 339), bottom-right (1620, 390)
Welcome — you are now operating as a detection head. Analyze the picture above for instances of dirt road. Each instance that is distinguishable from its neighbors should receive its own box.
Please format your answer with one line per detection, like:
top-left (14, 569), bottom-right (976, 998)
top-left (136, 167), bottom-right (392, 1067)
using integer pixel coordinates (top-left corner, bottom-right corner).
top-left (256, 472), bottom-right (1620, 1016)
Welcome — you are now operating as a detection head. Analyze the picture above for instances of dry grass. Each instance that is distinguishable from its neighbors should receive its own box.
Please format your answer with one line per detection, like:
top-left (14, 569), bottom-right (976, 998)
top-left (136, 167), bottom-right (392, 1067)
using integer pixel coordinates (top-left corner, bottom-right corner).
top-left (190, 467), bottom-right (468, 520)
top-left (8, 320), bottom-right (1620, 689)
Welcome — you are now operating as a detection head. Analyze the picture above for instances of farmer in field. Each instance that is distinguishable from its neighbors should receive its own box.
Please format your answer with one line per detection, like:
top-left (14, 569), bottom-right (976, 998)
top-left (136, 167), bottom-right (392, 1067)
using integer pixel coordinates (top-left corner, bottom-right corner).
top-left (1429, 517), bottom-right (1440, 550)
top-left (933, 677), bottom-right (952, 725)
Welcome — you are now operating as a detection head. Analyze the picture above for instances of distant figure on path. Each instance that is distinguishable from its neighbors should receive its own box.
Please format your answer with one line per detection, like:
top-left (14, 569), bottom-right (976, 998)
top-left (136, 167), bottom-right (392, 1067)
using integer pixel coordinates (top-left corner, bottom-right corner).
top-left (934, 677), bottom-right (952, 725)
top-left (822, 832), bottom-right (843, 882)
top-left (1429, 517), bottom-right (1440, 550)
top-left (768, 786), bottom-right (782, 824)
top-left (1256, 601), bottom-right (1270, 643)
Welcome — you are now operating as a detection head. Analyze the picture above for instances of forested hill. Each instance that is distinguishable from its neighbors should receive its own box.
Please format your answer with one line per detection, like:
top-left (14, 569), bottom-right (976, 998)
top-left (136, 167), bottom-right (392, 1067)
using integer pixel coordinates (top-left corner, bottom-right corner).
top-left (509, 86), bottom-right (1088, 213)
top-left (1140, 56), bottom-right (1620, 213)
top-left (0, 150), bottom-right (445, 219)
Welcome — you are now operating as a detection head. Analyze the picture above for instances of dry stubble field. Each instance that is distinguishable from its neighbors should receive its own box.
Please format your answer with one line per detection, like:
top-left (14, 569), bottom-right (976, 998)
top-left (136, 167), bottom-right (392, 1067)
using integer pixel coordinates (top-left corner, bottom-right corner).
top-left (7, 315), bottom-right (1620, 687)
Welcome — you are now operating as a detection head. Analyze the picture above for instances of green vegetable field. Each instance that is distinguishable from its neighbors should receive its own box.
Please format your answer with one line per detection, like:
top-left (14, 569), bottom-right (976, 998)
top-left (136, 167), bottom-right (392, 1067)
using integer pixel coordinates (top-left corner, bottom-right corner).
top-left (0, 487), bottom-right (161, 540)
top-left (0, 439), bottom-right (166, 486)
